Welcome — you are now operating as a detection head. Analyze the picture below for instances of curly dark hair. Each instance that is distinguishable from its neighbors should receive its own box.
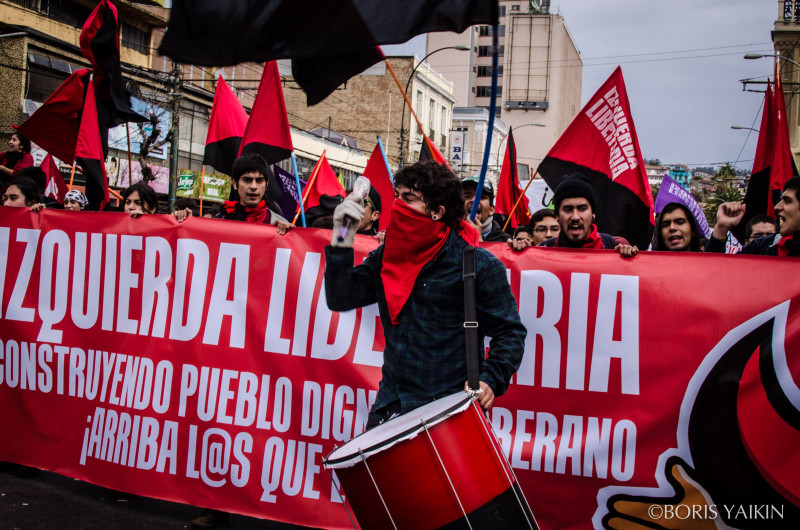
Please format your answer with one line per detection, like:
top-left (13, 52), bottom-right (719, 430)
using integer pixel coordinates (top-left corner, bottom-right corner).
top-left (393, 161), bottom-right (465, 227)
top-left (122, 181), bottom-right (158, 214)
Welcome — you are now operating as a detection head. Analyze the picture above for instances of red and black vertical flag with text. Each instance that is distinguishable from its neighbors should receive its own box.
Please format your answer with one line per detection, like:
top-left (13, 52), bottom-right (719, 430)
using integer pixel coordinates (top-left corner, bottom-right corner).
top-left (204, 76), bottom-right (249, 176)
top-left (80, 0), bottom-right (145, 153)
top-left (76, 77), bottom-right (110, 211)
top-left (495, 129), bottom-right (530, 228)
top-left (537, 67), bottom-right (654, 248)
top-left (159, 0), bottom-right (498, 106)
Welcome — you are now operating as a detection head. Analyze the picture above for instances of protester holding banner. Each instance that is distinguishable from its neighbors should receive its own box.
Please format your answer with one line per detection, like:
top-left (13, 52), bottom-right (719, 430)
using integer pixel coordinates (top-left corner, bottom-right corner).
top-left (651, 203), bottom-right (701, 252)
top-left (0, 132), bottom-right (34, 188)
top-left (707, 177), bottom-right (800, 256)
top-left (122, 181), bottom-right (158, 217)
top-left (63, 190), bottom-right (88, 211)
top-left (324, 161), bottom-right (526, 426)
top-left (744, 214), bottom-right (778, 244)
top-left (216, 153), bottom-right (291, 235)
top-left (508, 208), bottom-right (560, 250)
top-left (539, 173), bottom-right (639, 257)
top-left (2, 175), bottom-right (45, 211)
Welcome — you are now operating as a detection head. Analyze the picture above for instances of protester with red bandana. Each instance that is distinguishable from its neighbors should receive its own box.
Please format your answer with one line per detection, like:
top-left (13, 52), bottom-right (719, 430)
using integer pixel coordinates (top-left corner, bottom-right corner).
top-left (706, 177), bottom-right (800, 257)
top-left (538, 173), bottom-right (639, 257)
top-left (213, 153), bottom-right (291, 234)
top-left (324, 161), bottom-right (526, 428)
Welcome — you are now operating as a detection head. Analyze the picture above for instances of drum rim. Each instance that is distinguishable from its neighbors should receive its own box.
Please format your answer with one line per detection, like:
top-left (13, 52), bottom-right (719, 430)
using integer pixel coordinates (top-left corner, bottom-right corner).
top-left (324, 392), bottom-right (476, 467)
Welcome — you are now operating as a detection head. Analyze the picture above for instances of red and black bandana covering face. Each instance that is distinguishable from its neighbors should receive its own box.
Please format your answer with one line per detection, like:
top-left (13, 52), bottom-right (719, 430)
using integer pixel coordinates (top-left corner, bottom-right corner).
top-left (381, 199), bottom-right (478, 324)
top-left (222, 199), bottom-right (270, 224)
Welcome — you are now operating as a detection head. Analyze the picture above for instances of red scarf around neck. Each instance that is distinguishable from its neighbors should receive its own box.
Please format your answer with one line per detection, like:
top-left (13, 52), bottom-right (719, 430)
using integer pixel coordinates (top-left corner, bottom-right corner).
top-left (223, 200), bottom-right (270, 224)
top-left (777, 233), bottom-right (794, 257)
top-left (581, 224), bottom-right (604, 249)
top-left (381, 199), bottom-right (478, 324)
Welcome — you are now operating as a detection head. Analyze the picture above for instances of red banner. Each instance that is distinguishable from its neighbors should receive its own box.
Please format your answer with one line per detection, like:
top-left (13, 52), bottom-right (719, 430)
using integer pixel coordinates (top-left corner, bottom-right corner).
top-left (1, 209), bottom-right (799, 529)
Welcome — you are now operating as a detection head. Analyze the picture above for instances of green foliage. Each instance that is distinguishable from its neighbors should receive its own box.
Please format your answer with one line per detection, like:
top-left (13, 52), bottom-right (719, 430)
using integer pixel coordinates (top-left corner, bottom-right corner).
top-left (703, 183), bottom-right (743, 225)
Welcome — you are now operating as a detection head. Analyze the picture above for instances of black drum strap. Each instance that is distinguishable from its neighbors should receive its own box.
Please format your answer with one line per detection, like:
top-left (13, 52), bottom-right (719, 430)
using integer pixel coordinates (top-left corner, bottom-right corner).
top-left (463, 246), bottom-right (480, 391)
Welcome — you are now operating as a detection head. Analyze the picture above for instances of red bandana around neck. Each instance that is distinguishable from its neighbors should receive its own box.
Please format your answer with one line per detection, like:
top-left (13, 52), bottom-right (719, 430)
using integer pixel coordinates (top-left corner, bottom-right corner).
top-left (381, 199), bottom-right (481, 325)
top-left (580, 224), bottom-right (603, 249)
top-left (223, 199), bottom-right (270, 224)
top-left (777, 233), bottom-right (794, 257)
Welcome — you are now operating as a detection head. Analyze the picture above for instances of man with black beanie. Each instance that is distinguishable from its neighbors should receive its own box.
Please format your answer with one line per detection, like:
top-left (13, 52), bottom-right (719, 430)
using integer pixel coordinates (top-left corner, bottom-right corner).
top-left (540, 172), bottom-right (638, 256)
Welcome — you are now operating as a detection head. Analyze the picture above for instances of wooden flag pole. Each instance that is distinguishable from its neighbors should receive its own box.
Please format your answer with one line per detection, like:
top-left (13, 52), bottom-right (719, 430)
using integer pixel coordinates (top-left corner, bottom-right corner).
top-left (68, 161), bottom-right (77, 190)
top-left (502, 170), bottom-right (538, 232)
top-left (109, 188), bottom-right (123, 200)
top-left (291, 149), bottom-right (327, 226)
top-left (199, 165), bottom-right (205, 216)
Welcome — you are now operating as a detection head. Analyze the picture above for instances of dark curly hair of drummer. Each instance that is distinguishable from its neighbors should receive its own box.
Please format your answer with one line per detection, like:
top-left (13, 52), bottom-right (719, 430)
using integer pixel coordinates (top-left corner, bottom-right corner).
top-left (394, 160), bottom-right (466, 227)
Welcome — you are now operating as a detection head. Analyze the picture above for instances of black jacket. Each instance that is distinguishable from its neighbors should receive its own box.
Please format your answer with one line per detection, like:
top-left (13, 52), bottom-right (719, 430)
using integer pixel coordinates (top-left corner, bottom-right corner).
top-left (705, 232), bottom-right (800, 256)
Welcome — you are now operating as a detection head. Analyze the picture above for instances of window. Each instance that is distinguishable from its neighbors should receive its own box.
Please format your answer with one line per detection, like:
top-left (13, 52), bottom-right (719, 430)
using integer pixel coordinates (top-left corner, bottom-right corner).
top-left (478, 25), bottom-right (505, 37)
top-left (498, 5), bottom-right (506, 16)
top-left (477, 45), bottom-right (504, 57)
top-left (428, 98), bottom-right (436, 138)
top-left (511, 4), bottom-right (520, 10)
top-left (440, 106), bottom-right (448, 148)
top-left (477, 65), bottom-right (503, 77)
top-left (415, 90), bottom-right (423, 133)
top-left (122, 24), bottom-right (150, 55)
top-left (476, 86), bottom-right (502, 98)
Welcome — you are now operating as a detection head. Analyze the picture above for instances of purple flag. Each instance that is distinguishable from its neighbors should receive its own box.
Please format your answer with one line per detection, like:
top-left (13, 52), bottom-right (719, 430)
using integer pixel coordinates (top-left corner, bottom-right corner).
top-left (274, 165), bottom-right (306, 220)
top-left (654, 174), bottom-right (712, 239)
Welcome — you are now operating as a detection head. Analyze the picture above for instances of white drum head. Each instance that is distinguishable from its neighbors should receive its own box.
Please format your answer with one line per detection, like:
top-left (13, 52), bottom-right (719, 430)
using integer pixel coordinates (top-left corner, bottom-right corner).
top-left (325, 391), bottom-right (476, 469)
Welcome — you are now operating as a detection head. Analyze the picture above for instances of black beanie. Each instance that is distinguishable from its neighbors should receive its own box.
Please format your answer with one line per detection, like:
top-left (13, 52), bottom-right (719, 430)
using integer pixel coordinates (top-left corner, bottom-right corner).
top-left (553, 173), bottom-right (595, 212)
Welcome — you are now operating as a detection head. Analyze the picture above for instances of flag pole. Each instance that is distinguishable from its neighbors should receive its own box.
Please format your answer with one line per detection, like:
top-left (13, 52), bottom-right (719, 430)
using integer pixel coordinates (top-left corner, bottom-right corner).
top-left (376, 135), bottom-right (393, 184)
top-left (125, 122), bottom-right (133, 187)
top-left (291, 149), bottom-right (327, 226)
top-left (109, 188), bottom-right (123, 200)
top-left (291, 152), bottom-right (307, 227)
top-left (470, 25), bottom-right (500, 222)
top-left (199, 165), bottom-right (205, 216)
top-left (68, 161), bottom-right (77, 190)
top-left (503, 170), bottom-right (538, 231)
top-left (384, 60), bottom-right (425, 136)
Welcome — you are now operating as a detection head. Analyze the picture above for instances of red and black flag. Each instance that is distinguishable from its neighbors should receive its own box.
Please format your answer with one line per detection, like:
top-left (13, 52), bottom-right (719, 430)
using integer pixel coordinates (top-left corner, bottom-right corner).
top-left (495, 129), bottom-right (530, 228)
top-left (18, 69), bottom-right (92, 163)
top-left (41, 154), bottom-right (68, 202)
top-left (299, 152), bottom-right (345, 223)
top-left (419, 134), bottom-right (450, 168)
top-left (537, 67), bottom-right (653, 248)
top-left (80, 0), bottom-right (145, 151)
top-left (76, 78), bottom-right (109, 211)
top-left (159, 0), bottom-right (498, 105)
top-left (362, 142), bottom-right (395, 231)
top-left (204, 76), bottom-right (249, 176)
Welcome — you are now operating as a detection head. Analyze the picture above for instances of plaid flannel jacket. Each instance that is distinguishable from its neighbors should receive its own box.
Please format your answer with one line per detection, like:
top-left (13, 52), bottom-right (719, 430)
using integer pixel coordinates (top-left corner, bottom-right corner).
top-left (324, 231), bottom-right (526, 415)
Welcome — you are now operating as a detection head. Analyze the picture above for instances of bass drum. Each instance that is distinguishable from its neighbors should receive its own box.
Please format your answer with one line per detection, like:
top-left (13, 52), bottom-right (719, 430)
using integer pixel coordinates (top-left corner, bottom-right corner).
top-left (324, 391), bottom-right (538, 529)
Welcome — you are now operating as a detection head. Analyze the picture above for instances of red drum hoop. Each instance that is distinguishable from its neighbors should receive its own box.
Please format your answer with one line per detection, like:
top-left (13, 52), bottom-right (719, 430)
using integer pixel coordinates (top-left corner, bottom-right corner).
top-left (324, 392), bottom-right (538, 530)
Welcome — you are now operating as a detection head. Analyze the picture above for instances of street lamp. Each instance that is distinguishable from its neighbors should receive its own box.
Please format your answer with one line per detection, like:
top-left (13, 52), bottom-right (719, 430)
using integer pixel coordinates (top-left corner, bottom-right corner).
top-left (744, 53), bottom-right (800, 69)
top-left (495, 123), bottom-right (546, 172)
top-left (731, 125), bottom-right (759, 132)
top-left (398, 45), bottom-right (470, 164)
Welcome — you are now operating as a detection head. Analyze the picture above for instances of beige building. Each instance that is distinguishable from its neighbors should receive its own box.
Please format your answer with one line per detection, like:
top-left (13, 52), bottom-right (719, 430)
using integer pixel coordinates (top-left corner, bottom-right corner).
top-left (450, 107), bottom-right (508, 182)
top-left (426, 0), bottom-right (582, 178)
top-left (773, 0), bottom-right (800, 166)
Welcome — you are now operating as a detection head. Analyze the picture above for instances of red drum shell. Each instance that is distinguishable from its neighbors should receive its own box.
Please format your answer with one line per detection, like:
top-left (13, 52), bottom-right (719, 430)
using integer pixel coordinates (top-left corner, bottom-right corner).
top-left (328, 394), bottom-right (515, 529)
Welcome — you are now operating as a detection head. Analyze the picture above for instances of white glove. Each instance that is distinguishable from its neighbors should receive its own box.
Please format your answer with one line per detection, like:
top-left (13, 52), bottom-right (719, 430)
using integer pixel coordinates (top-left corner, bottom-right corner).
top-left (330, 193), bottom-right (365, 248)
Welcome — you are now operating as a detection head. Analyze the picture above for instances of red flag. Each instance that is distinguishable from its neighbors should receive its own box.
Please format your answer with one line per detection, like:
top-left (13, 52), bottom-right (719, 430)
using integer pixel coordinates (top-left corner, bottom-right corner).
top-left (239, 62), bottom-right (293, 164)
top-left (41, 154), bottom-right (68, 202)
top-left (537, 67), bottom-right (653, 248)
top-left (204, 76), bottom-right (249, 176)
top-left (362, 143), bottom-right (395, 231)
top-left (18, 69), bottom-right (91, 163)
top-left (300, 153), bottom-right (345, 221)
top-left (419, 134), bottom-right (450, 168)
top-left (771, 67), bottom-right (796, 212)
top-left (76, 78), bottom-right (109, 211)
top-left (494, 129), bottom-right (530, 228)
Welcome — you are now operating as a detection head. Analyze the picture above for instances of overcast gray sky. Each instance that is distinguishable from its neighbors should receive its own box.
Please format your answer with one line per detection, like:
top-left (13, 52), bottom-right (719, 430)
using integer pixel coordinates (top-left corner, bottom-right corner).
top-left (553, 0), bottom-right (778, 171)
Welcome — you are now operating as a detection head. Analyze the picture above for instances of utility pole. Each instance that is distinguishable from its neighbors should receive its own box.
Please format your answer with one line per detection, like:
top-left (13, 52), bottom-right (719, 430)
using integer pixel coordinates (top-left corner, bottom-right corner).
top-left (167, 61), bottom-right (182, 213)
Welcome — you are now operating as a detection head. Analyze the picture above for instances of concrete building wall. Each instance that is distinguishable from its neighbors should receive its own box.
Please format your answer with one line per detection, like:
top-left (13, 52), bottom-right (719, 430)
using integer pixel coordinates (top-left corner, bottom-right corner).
top-left (773, 0), bottom-right (800, 166)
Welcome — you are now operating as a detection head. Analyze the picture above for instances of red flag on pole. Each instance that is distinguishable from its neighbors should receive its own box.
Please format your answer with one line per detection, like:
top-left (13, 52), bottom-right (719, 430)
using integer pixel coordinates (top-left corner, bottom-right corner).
top-left (363, 143), bottom-right (394, 231)
top-left (41, 154), bottom-right (68, 202)
top-left (419, 134), bottom-right (450, 168)
top-left (770, 65), bottom-right (797, 211)
top-left (204, 76), bottom-right (249, 176)
top-left (18, 69), bottom-right (91, 163)
top-left (76, 77), bottom-right (109, 211)
top-left (537, 67), bottom-right (653, 248)
top-left (239, 61), bottom-right (293, 164)
top-left (299, 152), bottom-right (345, 222)
top-left (494, 129), bottom-right (530, 228)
